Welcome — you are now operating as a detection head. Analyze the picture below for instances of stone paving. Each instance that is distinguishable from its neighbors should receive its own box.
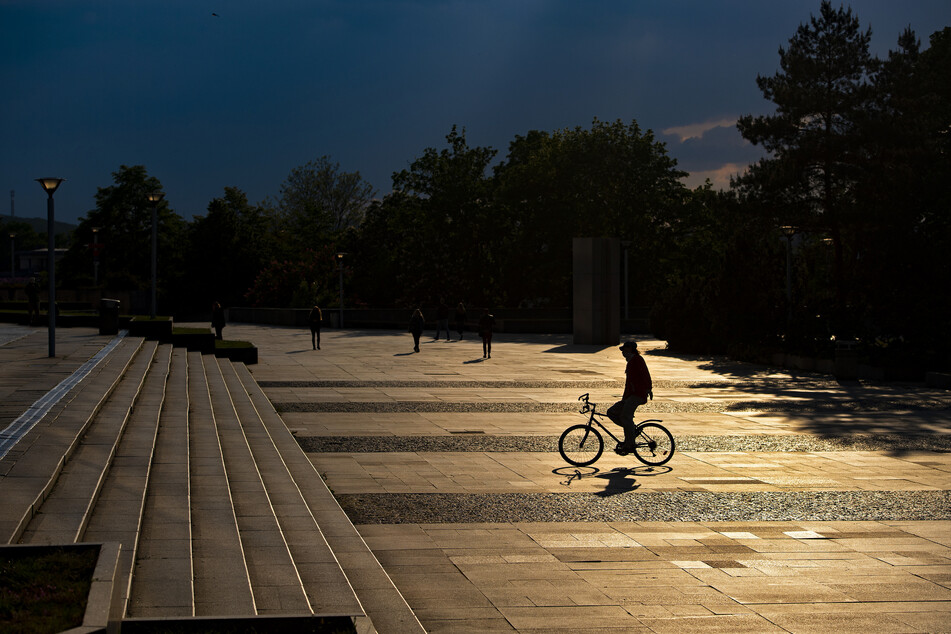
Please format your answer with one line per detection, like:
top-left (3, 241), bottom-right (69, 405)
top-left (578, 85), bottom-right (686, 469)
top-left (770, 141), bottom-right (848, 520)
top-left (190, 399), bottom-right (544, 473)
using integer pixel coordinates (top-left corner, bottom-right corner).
top-left (3, 322), bottom-right (951, 632)
top-left (225, 323), bottom-right (951, 633)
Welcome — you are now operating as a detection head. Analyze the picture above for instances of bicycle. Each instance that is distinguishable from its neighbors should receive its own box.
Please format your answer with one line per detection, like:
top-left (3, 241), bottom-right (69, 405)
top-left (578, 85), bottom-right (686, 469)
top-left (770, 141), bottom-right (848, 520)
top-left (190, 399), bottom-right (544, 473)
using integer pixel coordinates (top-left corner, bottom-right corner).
top-left (559, 393), bottom-right (675, 467)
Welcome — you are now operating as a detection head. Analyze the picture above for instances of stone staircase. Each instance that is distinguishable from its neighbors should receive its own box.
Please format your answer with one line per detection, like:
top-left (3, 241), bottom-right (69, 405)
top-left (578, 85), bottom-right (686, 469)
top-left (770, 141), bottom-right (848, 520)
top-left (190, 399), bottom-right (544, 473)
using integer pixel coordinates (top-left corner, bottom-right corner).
top-left (1, 338), bottom-right (422, 632)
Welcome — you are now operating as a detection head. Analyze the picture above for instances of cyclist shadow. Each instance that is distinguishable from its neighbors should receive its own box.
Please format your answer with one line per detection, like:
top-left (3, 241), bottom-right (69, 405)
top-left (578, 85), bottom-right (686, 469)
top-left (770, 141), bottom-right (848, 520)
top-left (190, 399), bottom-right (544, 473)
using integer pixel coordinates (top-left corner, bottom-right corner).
top-left (553, 465), bottom-right (672, 497)
top-left (593, 468), bottom-right (641, 497)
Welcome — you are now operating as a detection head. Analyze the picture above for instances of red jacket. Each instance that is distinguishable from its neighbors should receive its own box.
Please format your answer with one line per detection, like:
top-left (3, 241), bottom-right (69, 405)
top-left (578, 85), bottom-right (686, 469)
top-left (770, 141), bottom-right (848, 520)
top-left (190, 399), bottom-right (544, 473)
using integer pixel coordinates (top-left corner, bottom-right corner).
top-left (623, 352), bottom-right (652, 400)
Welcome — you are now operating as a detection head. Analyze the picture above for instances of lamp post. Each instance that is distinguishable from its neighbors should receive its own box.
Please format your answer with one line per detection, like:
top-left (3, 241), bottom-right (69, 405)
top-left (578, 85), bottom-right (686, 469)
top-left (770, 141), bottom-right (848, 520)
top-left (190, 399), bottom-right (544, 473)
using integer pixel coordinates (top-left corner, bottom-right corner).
top-left (334, 252), bottom-right (346, 328)
top-left (147, 192), bottom-right (164, 318)
top-left (8, 232), bottom-right (15, 278)
top-left (36, 177), bottom-right (64, 357)
top-left (91, 227), bottom-right (100, 286)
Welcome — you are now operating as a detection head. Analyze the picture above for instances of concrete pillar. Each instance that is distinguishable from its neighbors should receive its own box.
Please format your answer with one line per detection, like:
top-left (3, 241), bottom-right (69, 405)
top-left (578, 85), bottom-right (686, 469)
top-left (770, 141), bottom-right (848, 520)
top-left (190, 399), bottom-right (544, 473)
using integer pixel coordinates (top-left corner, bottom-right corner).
top-left (573, 237), bottom-right (620, 345)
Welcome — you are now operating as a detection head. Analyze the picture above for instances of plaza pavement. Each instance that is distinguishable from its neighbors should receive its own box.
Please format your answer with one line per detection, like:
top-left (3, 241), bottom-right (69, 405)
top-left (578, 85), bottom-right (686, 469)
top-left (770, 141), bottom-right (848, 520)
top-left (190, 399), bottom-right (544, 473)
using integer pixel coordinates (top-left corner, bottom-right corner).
top-left (230, 323), bottom-right (951, 633)
top-left (2, 322), bottom-right (950, 632)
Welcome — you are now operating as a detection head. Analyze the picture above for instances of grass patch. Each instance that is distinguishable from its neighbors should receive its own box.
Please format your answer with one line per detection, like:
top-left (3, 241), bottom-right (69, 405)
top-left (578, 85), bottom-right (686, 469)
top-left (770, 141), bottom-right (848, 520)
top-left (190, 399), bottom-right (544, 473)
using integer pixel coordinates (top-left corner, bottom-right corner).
top-left (173, 327), bottom-right (211, 335)
top-left (216, 339), bottom-right (254, 349)
top-left (131, 315), bottom-right (172, 321)
top-left (0, 545), bottom-right (99, 633)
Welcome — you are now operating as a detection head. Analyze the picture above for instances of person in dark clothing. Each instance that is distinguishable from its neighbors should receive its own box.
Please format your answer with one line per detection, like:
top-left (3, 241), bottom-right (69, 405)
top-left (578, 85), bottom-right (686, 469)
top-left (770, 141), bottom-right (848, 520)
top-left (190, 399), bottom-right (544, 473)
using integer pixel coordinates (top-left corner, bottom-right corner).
top-left (455, 302), bottom-right (467, 340)
top-left (211, 302), bottom-right (226, 340)
top-left (25, 278), bottom-right (39, 326)
top-left (608, 341), bottom-right (653, 454)
top-left (309, 305), bottom-right (322, 350)
top-left (409, 308), bottom-right (425, 352)
top-left (435, 300), bottom-right (450, 341)
top-left (478, 308), bottom-right (496, 359)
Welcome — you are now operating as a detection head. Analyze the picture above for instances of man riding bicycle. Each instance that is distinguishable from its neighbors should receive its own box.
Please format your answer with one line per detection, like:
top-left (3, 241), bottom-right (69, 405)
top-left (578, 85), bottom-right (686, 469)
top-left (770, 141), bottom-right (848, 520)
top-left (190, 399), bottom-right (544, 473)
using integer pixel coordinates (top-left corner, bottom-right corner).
top-left (608, 341), bottom-right (653, 454)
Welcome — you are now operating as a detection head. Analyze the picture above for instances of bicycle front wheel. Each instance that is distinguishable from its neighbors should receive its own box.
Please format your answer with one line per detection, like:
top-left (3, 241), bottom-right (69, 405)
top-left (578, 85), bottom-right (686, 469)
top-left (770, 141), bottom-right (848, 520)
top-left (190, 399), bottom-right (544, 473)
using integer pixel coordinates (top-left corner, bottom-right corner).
top-left (559, 424), bottom-right (604, 466)
top-left (632, 423), bottom-right (675, 466)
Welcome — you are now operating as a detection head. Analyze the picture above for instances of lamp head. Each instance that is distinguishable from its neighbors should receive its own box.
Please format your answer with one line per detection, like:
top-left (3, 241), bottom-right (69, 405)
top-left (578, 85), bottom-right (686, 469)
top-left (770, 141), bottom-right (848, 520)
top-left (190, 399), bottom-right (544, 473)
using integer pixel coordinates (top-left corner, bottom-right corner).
top-left (147, 192), bottom-right (165, 204)
top-left (36, 178), bottom-right (65, 195)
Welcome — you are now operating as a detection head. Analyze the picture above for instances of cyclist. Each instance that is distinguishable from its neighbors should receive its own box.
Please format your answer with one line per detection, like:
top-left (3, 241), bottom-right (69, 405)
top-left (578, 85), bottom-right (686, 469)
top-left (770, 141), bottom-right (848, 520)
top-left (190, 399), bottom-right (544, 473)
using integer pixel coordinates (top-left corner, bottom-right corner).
top-left (609, 341), bottom-right (653, 454)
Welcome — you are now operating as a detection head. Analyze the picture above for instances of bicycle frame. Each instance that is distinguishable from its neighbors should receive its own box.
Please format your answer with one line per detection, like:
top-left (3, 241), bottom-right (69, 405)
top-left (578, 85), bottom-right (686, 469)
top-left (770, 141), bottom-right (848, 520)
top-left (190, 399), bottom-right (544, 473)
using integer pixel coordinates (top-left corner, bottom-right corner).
top-left (577, 393), bottom-right (662, 442)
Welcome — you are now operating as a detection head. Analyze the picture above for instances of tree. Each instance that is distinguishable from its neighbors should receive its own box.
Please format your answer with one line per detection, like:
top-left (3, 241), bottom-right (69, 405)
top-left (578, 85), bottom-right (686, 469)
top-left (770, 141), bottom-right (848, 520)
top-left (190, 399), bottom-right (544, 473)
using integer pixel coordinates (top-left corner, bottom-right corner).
top-left (494, 119), bottom-right (687, 306)
top-left (60, 166), bottom-right (186, 308)
top-left (736, 1), bottom-right (878, 335)
top-left (278, 156), bottom-right (375, 251)
top-left (184, 187), bottom-right (281, 310)
top-left (387, 126), bottom-right (501, 306)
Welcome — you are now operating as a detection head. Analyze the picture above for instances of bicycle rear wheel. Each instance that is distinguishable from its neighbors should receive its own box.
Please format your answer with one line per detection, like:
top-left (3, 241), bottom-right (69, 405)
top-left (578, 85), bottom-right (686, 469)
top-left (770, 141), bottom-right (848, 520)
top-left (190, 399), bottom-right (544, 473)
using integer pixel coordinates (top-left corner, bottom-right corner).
top-left (559, 424), bottom-right (604, 466)
top-left (632, 423), bottom-right (675, 466)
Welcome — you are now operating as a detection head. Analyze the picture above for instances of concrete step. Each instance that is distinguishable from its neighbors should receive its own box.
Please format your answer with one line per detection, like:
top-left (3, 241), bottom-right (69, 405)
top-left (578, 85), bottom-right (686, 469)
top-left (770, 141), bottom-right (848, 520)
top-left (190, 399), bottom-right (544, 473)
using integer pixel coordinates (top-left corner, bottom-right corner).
top-left (186, 350), bottom-right (256, 617)
top-left (81, 344), bottom-right (173, 618)
top-left (218, 359), bottom-right (364, 618)
top-left (235, 363), bottom-right (423, 633)
top-left (203, 354), bottom-right (311, 616)
top-left (0, 336), bottom-right (144, 544)
top-left (17, 340), bottom-right (159, 545)
top-left (126, 347), bottom-right (193, 618)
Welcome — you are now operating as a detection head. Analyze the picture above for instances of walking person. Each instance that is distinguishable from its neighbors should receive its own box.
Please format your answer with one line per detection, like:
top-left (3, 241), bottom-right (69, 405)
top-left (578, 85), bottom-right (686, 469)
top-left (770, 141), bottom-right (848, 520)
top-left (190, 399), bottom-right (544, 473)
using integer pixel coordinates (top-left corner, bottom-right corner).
top-left (309, 305), bottom-right (322, 350)
top-left (409, 308), bottom-right (425, 353)
top-left (478, 308), bottom-right (496, 359)
top-left (608, 341), bottom-right (653, 454)
top-left (25, 277), bottom-right (39, 326)
top-left (435, 300), bottom-right (450, 341)
top-left (211, 301), bottom-right (226, 340)
top-left (455, 301), bottom-right (467, 340)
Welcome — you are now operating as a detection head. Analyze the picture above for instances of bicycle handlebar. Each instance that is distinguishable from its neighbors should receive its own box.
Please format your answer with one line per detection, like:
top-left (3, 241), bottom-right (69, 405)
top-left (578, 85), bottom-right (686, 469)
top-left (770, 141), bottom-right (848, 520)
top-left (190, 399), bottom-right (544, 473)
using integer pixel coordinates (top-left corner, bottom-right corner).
top-left (577, 393), bottom-right (592, 414)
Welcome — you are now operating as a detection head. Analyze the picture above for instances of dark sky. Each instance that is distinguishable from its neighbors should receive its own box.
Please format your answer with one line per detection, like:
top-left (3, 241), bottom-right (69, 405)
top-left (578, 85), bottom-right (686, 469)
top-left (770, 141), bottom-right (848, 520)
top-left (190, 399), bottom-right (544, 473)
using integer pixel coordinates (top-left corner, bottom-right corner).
top-left (2, 0), bottom-right (948, 224)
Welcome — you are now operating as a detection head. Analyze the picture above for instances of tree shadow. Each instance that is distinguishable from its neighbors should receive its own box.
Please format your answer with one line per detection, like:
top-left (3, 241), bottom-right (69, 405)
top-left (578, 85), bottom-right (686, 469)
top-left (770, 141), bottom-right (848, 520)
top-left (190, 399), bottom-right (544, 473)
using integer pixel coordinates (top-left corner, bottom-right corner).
top-left (644, 347), bottom-right (950, 452)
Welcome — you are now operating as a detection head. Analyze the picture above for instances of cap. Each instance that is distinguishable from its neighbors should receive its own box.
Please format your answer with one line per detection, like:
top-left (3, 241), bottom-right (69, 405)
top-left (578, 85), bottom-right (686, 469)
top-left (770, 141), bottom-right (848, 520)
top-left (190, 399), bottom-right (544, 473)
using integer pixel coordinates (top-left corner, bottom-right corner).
top-left (619, 341), bottom-right (638, 351)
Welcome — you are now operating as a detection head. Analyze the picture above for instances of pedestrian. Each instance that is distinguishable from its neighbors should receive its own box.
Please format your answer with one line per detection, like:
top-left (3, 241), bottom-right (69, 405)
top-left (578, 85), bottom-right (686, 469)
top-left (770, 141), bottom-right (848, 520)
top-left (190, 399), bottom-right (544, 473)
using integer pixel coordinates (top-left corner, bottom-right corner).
top-left (455, 301), bottom-right (467, 340)
top-left (211, 301), bottom-right (226, 340)
top-left (309, 305), bottom-right (322, 350)
top-left (478, 308), bottom-right (496, 359)
top-left (435, 300), bottom-right (450, 341)
top-left (409, 308), bottom-right (425, 352)
top-left (607, 341), bottom-right (653, 454)
top-left (25, 277), bottom-right (40, 326)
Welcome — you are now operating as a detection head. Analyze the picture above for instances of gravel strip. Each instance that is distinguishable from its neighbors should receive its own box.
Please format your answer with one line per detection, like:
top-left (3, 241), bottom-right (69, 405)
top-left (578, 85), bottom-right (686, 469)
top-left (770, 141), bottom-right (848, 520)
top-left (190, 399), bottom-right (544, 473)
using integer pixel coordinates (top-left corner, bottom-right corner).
top-left (275, 399), bottom-right (949, 413)
top-left (298, 434), bottom-right (951, 453)
top-left (336, 491), bottom-right (951, 524)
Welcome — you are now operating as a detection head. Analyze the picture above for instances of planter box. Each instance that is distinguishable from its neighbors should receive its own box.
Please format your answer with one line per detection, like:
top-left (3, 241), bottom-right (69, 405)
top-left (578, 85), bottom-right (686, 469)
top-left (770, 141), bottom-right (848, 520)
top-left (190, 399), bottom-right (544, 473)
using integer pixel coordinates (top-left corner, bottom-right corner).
top-left (171, 330), bottom-right (216, 353)
top-left (215, 344), bottom-right (258, 365)
top-left (0, 542), bottom-right (119, 634)
top-left (128, 317), bottom-right (173, 341)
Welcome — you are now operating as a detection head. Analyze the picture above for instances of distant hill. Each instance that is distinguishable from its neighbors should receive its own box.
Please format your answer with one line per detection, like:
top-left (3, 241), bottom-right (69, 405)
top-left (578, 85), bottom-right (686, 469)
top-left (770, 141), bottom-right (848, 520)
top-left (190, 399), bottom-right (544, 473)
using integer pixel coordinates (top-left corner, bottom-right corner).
top-left (0, 214), bottom-right (77, 236)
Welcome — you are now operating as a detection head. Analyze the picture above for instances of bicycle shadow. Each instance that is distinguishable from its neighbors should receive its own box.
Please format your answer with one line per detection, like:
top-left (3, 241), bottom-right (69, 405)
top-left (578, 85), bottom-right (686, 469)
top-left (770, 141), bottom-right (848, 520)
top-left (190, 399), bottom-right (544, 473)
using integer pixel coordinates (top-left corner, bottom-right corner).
top-left (552, 464), bottom-right (671, 497)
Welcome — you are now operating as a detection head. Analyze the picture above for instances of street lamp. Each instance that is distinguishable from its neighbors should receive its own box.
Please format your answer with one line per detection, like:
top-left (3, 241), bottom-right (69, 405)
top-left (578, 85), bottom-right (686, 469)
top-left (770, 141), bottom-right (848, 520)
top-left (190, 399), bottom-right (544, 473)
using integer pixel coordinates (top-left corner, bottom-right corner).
top-left (91, 227), bottom-right (100, 286)
top-left (8, 232), bottom-right (15, 279)
top-left (36, 177), bottom-right (64, 357)
top-left (147, 192), bottom-right (164, 318)
top-left (334, 252), bottom-right (346, 328)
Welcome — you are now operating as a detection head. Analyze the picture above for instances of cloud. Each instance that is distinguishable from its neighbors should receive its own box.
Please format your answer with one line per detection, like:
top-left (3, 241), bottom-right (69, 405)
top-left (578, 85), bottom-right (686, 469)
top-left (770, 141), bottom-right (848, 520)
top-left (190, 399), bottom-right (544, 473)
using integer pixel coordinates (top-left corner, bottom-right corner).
top-left (682, 163), bottom-right (749, 190)
top-left (662, 118), bottom-right (737, 142)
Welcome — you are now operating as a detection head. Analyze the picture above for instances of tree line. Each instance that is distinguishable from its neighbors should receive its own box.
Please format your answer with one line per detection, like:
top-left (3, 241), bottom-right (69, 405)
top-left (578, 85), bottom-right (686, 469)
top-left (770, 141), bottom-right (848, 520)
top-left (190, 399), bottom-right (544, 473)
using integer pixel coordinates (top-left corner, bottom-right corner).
top-left (7, 3), bottom-right (949, 370)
